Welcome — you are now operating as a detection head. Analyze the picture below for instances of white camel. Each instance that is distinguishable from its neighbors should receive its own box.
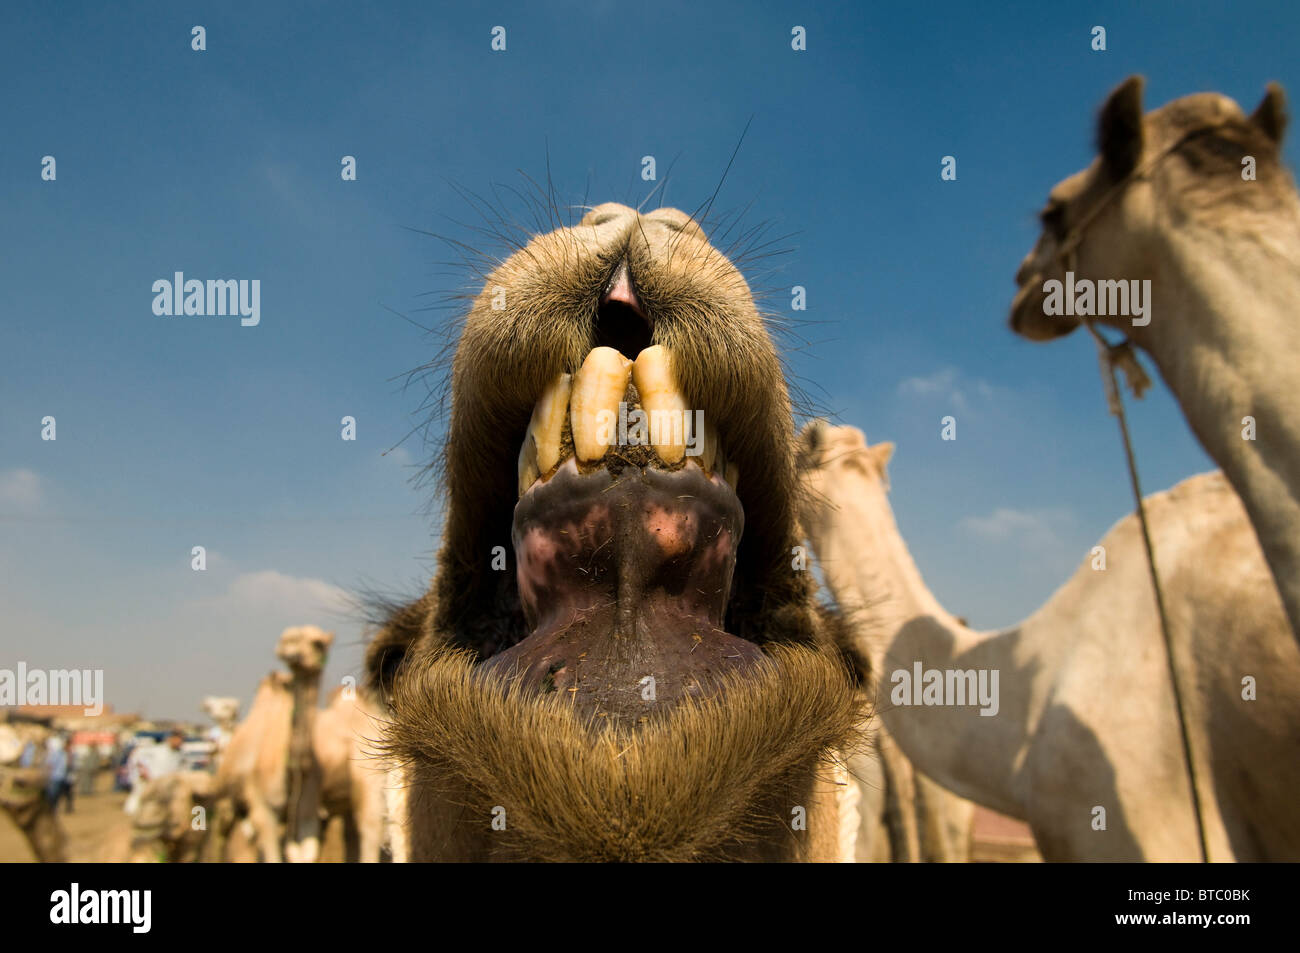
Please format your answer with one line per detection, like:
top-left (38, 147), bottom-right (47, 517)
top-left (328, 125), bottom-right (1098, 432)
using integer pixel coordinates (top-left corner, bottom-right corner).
top-left (798, 421), bottom-right (1300, 861)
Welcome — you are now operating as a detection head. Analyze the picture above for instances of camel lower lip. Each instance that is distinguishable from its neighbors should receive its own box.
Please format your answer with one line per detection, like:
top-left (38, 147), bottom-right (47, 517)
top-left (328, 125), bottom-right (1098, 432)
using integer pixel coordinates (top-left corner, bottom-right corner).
top-left (484, 457), bottom-right (759, 723)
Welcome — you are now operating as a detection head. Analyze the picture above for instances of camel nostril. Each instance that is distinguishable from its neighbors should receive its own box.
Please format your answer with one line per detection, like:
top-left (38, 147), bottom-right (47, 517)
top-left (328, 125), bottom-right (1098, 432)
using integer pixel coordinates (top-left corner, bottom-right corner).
top-left (595, 261), bottom-right (652, 360)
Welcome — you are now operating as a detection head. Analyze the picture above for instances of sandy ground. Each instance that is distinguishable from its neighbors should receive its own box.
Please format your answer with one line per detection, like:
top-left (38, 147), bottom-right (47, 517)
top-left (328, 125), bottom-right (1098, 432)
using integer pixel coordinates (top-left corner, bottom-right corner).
top-left (0, 783), bottom-right (346, 863)
top-left (0, 786), bottom-right (131, 862)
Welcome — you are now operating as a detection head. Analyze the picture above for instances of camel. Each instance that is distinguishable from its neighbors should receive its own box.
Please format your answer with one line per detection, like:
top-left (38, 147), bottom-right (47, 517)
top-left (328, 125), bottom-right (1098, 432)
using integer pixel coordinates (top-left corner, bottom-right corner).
top-left (797, 421), bottom-right (1300, 861)
top-left (212, 626), bottom-right (401, 864)
top-left (200, 696), bottom-right (241, 756)
top-left (1010, 76), bottom-right (1300, 647)
top-left (210, 625), bottom-right (332, 863)
top-left (367, 202), bottom-right (863, 861)
top-left (314, 685), bottom-right (388, 862)
top-left (211, 670), bottom-right (294, 862)
top-left (0, 723), bottom-right (67, 862)
top-left (123, 770), bottom-right (217, 863)
top-left (275, 625), bottom-right (333, 863)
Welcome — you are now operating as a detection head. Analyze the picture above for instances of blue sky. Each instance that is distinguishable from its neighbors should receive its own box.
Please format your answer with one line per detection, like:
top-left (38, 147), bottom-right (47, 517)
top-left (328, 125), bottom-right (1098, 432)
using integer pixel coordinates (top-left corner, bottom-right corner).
top-left (3, 0), bottom-right (1297, 719)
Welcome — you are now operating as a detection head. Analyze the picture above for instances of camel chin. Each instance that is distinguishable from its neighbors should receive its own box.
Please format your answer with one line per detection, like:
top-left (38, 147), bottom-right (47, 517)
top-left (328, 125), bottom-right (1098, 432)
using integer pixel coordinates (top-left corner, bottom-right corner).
top-left (367, 202), bottom-right (864, 862)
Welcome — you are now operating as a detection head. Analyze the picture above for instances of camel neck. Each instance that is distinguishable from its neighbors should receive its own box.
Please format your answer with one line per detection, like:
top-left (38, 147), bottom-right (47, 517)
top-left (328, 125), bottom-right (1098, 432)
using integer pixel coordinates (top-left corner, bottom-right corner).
top-left (289, 676), bottom-right (319, 754)
top-left (804, 465), bottom-right (1033, 818)
top-left (1145, 213), bottom-right (1300, 409)
top-left (1137, 214), bottom-right (1300, 638)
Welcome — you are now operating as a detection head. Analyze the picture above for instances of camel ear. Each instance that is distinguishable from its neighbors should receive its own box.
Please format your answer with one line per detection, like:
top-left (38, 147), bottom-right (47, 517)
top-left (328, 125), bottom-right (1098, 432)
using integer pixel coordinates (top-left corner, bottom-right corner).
top-left (795, 419), bottom-right (829, 469)
top-left (868, 442), bottom-right (894, 488)
top-left (1251, 82), bottom-right (1287, 144)
top-left (1098, 75), bottom-right (1145, 178)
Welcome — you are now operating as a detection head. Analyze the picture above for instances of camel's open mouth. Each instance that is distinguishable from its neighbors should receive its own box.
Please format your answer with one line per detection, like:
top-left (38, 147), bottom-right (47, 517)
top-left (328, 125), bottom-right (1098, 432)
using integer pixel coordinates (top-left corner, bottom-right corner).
top-left (484, 273), bottom-right (757, 722)
top-left (380, 203), bottom-right (821, 737)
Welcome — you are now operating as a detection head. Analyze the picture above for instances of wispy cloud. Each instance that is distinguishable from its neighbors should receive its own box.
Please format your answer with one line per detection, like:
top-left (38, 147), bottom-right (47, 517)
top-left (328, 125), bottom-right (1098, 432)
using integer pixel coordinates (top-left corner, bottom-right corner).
top-left (959, 506), bottom-right (1074, 553)
top-left (0, 469), bottom-right (43, 511)
top-left (897, 367), bottom-right (998, 416)
top-left (383, 445), bottom-right (415, 468)
top-left (204, 569), bottom-right (352, 617)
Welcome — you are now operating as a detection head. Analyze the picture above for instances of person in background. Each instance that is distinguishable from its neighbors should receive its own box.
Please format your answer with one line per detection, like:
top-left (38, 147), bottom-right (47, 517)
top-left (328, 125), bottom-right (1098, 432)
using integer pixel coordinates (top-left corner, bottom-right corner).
top-left (124, 732), bottom-right (185, 815)
top-left (77, 741), bottom-right (101, 796)
top-left (44, 734), bottom-right (74, 814)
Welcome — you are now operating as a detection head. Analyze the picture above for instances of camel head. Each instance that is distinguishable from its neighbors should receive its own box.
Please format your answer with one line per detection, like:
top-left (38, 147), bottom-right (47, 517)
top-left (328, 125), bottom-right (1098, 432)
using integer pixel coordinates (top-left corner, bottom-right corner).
top-left (1010, 75), bottom-right (1290, 342)
top-left (200, 696), bottom-right (240, 728)
top-left (796, 420), bottom-right (894, 541)
top-left (275, 625), bottom-right (334, 677)
top-left (368, 203), bottom-right (863, 861)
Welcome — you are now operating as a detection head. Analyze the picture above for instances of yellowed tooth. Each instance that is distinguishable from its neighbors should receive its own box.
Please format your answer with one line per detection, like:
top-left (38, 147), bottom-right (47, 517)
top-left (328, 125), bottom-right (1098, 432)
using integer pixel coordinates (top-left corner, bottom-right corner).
top-left (570, 346), bottom-right (633, 462)
top-left (518, 436), bottom-right (540, 497)
top-left (699, 422), bottom-right (718, 472)
top-left (724, 462), bottom-right (739, 492)
top-left (528, 372), bottom-right (572, 473)
top-left (632, 345), bottom-right (689, 464)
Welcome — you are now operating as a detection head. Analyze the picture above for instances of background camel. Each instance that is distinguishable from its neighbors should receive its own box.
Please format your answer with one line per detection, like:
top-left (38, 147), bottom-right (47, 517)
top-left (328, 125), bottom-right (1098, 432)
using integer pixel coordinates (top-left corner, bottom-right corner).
top-left (1010, 76), bottom-right (1300, 646)
top-left (212, 669), bottom-right (294, 862)
top-left (213, 625), bottom-right (332, 863)
top-left (201, 696), bottom-right (241, 757)
top-left (315, 685), bottom-right (387, 863)
top-left (798, 421), bottom-right (1300, 860)
top-left (0, 723), bottom-right (67, 863)
top-left (213, 627), bottom-right (392, 863)
top-left (110, 770), bottom-right (217, 863)
top-left (275, 625), bottom-right (333, 863)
